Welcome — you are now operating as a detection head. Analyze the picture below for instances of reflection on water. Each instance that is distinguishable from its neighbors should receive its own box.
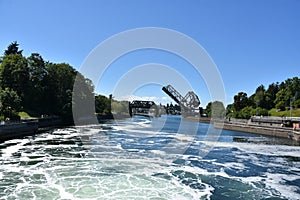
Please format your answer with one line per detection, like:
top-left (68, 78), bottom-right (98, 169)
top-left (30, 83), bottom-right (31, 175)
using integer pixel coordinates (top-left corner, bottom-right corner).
top-left (0, 115), bottom-right (299, 199)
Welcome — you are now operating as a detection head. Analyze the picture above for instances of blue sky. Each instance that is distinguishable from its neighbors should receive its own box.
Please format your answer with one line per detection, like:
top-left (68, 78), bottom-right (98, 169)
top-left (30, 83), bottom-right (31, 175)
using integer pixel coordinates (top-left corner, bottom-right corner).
top-left (1, 0), bottom-right (299, 106)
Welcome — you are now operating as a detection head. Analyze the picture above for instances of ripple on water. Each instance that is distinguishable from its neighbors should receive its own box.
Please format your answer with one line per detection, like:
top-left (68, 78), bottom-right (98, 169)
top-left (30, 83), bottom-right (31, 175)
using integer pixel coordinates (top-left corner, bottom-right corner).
top-left (0, 119), bottom-right (300, 200)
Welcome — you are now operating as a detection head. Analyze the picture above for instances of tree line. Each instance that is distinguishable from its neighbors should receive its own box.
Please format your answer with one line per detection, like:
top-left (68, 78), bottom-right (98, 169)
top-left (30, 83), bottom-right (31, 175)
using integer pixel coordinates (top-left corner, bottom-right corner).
top-left (0, 42), bottom-right (111, 122)
top-left (205, 77), bottom-right (300, 119)
top-left (2, 42), bottom-right (298, 121)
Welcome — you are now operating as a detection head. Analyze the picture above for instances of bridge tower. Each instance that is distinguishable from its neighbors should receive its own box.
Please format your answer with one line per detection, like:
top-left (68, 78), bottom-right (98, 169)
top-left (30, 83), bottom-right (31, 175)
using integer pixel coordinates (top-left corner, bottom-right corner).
top-left (162, 85), bottom-right (200, 117)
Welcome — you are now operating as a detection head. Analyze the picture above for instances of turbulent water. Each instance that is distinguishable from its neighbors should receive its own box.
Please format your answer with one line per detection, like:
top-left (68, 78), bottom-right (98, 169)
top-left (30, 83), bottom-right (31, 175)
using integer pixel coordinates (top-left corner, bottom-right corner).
top-left (0, 115), bottom-right (299, 200)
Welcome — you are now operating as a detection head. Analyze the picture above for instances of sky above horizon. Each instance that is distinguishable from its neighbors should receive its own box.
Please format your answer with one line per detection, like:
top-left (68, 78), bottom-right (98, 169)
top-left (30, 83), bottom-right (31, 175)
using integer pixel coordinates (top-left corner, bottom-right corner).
top-left (1, 0), bottom-right (299, 106)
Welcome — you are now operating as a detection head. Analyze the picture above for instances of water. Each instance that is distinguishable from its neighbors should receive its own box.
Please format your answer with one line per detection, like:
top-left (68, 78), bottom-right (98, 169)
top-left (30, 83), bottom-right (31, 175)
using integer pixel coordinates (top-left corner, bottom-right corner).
top-left (0, 115), bottom-right (299, 199)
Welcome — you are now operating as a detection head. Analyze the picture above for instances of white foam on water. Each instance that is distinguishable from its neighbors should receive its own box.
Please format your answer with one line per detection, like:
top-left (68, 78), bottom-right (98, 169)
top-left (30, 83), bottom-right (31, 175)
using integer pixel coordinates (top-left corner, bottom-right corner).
top-left (1, 138), bottom-right (30, 158)
top-left (202, 140), bottom-right (300, 199)
top-left (1, 120), bottom-right (300, 200)
top-left (174, 134), bottom-right (195, 142)
top-left (52, 130), bottom-right (74, 135)
top-left (53, 161), bottom-right (210, 198)
top-left (0, 148), bottom-right (215, 200)
top-left (264, 173), bottom-right (300, 200)
top-left (213, 161), bottom-right (246, 171)
top-left (118, 128), bottom-right (162, 136)
top-left (239, 176), bottom-right (264, 188)
top-left (203, 140), bottom-right (300, 158)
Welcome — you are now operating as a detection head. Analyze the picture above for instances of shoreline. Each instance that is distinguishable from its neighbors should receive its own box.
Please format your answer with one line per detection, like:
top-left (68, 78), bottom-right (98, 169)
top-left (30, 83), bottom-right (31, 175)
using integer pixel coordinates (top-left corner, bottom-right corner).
top-left (214, 121), bottom-right (300, 142)
top-left (2, 114), bottom-right (300, 143)
top-left (0, 114), bottom-right (130, 143)
top-left (183, 116), bottom-right (300, 142)
top-left (0, 116), bottom-right (66, 142)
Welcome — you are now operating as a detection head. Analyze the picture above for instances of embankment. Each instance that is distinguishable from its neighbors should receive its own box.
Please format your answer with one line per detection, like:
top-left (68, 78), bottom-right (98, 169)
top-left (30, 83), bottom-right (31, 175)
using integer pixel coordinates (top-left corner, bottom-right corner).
top-left (183, 116), bottom-right (300, 142)
top-left (214, 122), bottom-right (300, 142)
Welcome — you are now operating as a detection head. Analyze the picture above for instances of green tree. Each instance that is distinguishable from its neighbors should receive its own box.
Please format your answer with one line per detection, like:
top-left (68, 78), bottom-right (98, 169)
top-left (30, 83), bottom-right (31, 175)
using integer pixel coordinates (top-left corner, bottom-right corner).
top-left (266, 82), bottom-right (279, 108)
top-left (0, 88), bottom-right (21, 119)
top-left (225, 103), bottom-right (235, 117)
top-left (205, 102), bottom-right (212, 117)
top-left (239, 106), bottom-right (255, 119)
top-left (111, 101), bottom-right (129, 114)
top-left (4, 41), bottom-right (23, 56)
top-left (95, 94), bottom-right (111, 114)
top-left (233, 92), bottom-right (249, 111)
top-left (0, 54), bottom-right (29, 99)
top-left (24, 53), bottom-right (47, 115)
top-left (254, 85), bottom-right (265, 109)
top-left (72, 72), bottom-right (95, 118)
top-left (206, 101), bottom-right (225, 118)
top-left (294, 99), bottom-right (300, 108)
top-left (44, 62), bottom-right (76, 119)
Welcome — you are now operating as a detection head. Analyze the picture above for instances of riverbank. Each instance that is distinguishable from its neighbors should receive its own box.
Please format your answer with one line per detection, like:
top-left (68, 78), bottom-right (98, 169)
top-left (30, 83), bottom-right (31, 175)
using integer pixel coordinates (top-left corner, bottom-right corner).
top-left (0, 116), bottom-right (64, 142)
top-left (183, 116), bottom-right (300, 142)
top-left (214, 121), bottom-right (300, 142)
top-left (0, 113), bottom-right (132, 142)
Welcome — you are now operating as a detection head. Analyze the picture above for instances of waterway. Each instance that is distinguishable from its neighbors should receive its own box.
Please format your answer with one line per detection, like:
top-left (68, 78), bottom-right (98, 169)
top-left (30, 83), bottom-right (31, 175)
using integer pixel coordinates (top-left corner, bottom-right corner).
top-left (0, 115), bottom-right (299, 199)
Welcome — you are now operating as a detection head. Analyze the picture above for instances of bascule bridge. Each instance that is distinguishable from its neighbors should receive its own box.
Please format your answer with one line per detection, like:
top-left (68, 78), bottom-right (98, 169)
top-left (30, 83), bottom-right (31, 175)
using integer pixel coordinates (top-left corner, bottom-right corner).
top-left (128, 85), bottom-right (201, 118)
top-left (162, 85), bottom-right (200, 117)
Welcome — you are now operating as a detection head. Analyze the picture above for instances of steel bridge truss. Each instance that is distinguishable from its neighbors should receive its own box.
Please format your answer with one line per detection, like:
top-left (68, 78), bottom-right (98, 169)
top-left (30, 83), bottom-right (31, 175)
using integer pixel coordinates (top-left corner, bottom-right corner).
top-left (162, 85), bottom-right (200, 116)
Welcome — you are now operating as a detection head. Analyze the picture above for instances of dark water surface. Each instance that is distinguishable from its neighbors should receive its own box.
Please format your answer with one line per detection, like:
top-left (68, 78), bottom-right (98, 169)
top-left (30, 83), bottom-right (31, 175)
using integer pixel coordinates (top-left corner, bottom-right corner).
top-left (0, 115), bottom-right (299, 199)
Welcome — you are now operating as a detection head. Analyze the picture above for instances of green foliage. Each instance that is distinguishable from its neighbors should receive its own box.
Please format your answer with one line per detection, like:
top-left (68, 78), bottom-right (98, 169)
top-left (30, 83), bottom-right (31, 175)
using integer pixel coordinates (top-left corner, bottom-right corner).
top-left (95, 95), bottom-right (111, 114)
top-left (111, 101), bottom-right (129, 114)
top-left (0, 88), bottom-right (22, 118)
top-left (24, 53), bottom-right (47, 115)
top-left (239, 106), bottom-right (255, 119)
top-left (205, 102), bottom-right (212, 117)
top-left (72, 73), bottom-right (95, 118)
top-left (275, 100), bottom-right (286, 111)
top-left (0, 41), bottom-right (94, 122)
top-left (256, 107), bottom-right (269, 116)
top-left (206, 101), bottom-right (225, 118)
top-left (44, 62), bottom-right (76, 119)
top-left (225, 104), bottom-right (235, 117)
top-left (294, 99), bottom-right (300, 108)
top-left (269, 108), bottom-right (300, 117)
top-left (4, 41), bottom-right (23, 55)
top-left (18, 111), bottom-right (33, 119)
top-left (0, 54), bottom-right (29, 98)
top-left (227, 106), bottom-right (268, 119)
top-left (274, 77), bottom-right (300, 110)
top-left (266, 82), bottom-right (279, 108)
top-left (226, 77), bottom-right (300, 118)
top-left (233, 92), bottom-right (249, 111)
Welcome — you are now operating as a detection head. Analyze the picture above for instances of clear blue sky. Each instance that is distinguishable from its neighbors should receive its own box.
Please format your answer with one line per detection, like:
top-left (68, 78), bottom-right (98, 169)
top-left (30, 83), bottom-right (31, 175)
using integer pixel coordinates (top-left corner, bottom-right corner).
top-left (1, 0), bottom-right (299, 106)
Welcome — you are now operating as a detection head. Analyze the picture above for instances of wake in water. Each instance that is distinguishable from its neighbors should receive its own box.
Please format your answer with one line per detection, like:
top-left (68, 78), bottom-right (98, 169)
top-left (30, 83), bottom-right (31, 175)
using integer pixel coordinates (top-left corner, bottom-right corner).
top-left (0, 116), bottom-right (299, 199)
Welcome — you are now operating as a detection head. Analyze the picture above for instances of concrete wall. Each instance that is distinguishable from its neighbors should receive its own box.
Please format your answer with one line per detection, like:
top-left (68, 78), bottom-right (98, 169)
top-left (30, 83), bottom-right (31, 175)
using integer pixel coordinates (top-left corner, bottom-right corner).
top-left (214, 122), bottom-right (300, 141)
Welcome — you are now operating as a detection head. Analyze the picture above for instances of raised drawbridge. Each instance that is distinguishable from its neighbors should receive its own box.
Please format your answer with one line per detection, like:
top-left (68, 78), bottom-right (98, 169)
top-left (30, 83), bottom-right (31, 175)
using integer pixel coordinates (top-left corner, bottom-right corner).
top-left (162, 85), bottom-right (200, 116)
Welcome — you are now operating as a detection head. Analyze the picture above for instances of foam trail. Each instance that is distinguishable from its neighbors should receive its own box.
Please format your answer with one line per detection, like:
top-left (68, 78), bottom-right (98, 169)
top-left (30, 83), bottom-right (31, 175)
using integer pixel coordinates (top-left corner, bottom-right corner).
top-left (0, 117), bottom-right (299, 200)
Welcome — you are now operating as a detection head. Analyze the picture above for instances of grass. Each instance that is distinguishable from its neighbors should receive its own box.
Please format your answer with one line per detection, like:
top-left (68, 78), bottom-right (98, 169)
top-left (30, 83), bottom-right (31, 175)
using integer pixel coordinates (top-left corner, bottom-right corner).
top-left (269, 108), bottom-right (300, 117)
top-left (18, 111), bottom-right (37, 119)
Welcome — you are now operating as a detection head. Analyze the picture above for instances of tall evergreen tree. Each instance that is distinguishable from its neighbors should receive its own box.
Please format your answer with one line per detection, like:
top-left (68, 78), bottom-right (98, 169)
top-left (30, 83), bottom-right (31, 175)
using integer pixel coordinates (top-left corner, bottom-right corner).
top-left (4, 41), bottom-right (23, 55)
